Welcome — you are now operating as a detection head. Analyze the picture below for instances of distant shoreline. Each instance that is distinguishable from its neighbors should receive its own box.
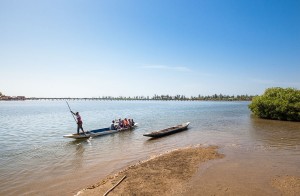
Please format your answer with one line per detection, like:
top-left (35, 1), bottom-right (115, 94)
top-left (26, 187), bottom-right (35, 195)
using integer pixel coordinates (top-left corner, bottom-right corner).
top-left (0, 92), bottom-right (256, 101)
top-left (1, 97), bottom-right (254, 101)
top-left (0, 98), bottom-right (253, 101)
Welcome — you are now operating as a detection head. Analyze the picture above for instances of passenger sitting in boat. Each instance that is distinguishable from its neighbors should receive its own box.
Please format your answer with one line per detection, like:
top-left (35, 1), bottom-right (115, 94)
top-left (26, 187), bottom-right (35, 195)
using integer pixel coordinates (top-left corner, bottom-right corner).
top-left (123, 118), bottom-right (129, 128)
top-left (131, 118), bottom-right (135, 126)
top-left (122, 119), bottom-right (126, 128)
top-left (111, 120), bottom-right (117, 130)
top-left (118, 118), bottom-right (123, 129)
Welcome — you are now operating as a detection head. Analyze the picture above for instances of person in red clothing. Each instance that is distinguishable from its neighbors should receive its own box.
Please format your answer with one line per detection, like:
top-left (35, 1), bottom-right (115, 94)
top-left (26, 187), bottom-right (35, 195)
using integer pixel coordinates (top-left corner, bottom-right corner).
top-left (123, 118), bottom-right (129, 128)
top-left (71, 111), bottom-right (86, 135)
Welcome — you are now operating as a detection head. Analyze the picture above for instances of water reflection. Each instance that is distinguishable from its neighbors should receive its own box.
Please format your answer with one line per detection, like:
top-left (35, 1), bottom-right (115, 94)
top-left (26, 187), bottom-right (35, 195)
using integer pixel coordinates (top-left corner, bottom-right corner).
top-left (68, 140), bottom-right (86, 169)
top-left (2, 101), bottom-right (300, 195)
top-left (249, 116), bottom-right (300, 151)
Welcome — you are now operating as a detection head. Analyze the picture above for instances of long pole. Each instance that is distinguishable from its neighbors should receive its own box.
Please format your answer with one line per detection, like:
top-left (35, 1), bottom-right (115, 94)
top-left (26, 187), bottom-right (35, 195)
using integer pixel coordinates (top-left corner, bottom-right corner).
top-left (66, 101), bottom-right (89, 137)
top-left (66, 101), bottom-right (77, 123)
top-left (103, 175), bottom-right (126, 196)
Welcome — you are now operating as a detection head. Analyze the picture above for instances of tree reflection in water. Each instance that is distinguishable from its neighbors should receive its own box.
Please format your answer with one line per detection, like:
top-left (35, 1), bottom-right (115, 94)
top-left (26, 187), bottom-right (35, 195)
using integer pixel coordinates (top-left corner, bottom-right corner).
top-left (249, 116), bottom-right (300, 151)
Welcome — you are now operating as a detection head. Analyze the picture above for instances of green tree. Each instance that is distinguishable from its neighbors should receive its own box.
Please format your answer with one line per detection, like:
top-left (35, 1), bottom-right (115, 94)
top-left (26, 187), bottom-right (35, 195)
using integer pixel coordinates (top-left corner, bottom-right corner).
top-left (249, 87), bottom-right (300, 121)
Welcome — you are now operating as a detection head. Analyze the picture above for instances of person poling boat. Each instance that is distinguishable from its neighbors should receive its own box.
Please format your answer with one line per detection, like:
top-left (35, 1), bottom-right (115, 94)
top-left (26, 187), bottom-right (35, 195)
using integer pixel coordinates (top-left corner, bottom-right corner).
top-left (70, 111), bottom-right (87, 136)
top-left (64, 122), bottom-right (138, 139)
top-left (64, 101), bottom-right (138, 139)
top-left (65, 101), bottom-right (87, 136)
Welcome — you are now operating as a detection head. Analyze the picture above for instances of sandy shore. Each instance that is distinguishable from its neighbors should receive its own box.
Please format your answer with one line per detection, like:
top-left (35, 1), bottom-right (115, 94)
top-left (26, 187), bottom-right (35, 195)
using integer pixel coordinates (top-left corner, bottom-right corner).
top-left (77, 145), bottom-right (223, 195)
top-left (271, 176), bottom-right (300, 196)
top-left (77, 145), bottom-right (300, 196)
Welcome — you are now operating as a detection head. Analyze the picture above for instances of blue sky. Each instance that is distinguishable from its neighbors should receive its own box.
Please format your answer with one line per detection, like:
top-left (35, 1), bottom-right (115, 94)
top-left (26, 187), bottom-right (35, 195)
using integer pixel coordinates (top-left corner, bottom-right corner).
top-left (1, 0), bottom-right (299, 98)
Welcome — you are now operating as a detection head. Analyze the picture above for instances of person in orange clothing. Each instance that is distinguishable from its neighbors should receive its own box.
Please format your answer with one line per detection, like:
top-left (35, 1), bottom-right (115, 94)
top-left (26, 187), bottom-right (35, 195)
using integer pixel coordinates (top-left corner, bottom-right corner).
top-left (123, 118), bottom-right (129, 128)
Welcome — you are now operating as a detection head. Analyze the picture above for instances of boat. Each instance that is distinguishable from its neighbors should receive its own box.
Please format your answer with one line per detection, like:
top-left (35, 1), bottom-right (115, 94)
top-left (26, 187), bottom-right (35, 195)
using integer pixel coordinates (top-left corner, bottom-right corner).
top-left (143, 122), bottom-right (190, 138)
top-left (63, 123), bottom-right (138, 139)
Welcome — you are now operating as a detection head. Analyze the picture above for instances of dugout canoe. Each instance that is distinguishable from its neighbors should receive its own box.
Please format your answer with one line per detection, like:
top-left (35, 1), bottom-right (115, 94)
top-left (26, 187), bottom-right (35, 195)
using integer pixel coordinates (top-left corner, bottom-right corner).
top-left (63, 123), bottom-right (138, 139)
top-left (143, 122), bottom-right (190, 138)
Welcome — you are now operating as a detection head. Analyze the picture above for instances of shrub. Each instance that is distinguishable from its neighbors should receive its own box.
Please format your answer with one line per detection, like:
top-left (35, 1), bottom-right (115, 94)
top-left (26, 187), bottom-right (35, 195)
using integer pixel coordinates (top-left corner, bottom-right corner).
top-left (248, 87), bottom-right (300, 121)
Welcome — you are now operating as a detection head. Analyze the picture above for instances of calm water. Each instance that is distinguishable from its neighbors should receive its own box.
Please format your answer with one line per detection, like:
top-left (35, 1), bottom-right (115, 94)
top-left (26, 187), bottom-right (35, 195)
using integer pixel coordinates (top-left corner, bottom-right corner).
top-left (0, 101), bottom-right (299, 195)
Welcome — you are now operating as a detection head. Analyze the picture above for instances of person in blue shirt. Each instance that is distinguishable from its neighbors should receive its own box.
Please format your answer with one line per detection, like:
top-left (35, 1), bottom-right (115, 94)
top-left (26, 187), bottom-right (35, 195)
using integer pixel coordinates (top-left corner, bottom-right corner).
top-left (111, 120), bottom-right (117, 130)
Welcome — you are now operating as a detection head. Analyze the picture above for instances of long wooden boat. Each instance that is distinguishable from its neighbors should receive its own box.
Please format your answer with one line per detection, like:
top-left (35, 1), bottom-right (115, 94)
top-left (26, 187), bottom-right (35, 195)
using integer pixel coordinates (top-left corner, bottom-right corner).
top-left (63, 123), bottom-right (138, 139)
top-left (143, 122), bottom-right (190, 138)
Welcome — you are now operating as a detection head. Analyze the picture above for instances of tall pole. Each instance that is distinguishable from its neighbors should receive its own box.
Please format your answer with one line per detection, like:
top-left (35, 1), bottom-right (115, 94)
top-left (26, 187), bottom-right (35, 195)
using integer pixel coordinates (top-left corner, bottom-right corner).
top-left (66, 101), bottom-right (77, 123)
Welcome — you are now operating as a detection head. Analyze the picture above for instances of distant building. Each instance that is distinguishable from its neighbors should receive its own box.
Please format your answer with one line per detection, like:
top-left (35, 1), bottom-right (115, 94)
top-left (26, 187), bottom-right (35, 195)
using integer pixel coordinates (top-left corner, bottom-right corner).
top-left (0, 96), bottom-right (12, 100)
top-left (0, 95), bottom-right (26, 101)
top-left (16, 96), bottom-right (26, 100)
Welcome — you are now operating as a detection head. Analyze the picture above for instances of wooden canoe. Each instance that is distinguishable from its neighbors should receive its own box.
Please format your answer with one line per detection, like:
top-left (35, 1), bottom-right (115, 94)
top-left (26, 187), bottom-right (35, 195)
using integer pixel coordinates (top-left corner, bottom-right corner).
top-left (143, 122), bottom-right (190, 138)
top-left (63, 123), bottom-right (138, 139)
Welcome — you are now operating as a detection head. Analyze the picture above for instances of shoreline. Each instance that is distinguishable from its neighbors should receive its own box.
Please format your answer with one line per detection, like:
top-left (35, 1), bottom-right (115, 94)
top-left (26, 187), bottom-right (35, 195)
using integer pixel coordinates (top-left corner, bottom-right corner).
top-left (77, 145), bottom-right (300, 196)
top-left (77, 145), bottom-right (223, 195)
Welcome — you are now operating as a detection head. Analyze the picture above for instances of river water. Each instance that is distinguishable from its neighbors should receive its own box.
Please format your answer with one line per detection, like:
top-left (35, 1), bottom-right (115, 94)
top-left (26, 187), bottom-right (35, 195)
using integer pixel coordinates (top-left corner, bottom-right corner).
top-left (0, 101), bottom-right (299, 195)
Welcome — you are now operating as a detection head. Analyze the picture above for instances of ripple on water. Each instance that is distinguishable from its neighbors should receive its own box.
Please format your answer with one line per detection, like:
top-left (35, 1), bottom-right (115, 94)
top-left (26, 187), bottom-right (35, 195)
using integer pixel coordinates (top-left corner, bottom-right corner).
top-left (0, 101), bottom-right (299, 195)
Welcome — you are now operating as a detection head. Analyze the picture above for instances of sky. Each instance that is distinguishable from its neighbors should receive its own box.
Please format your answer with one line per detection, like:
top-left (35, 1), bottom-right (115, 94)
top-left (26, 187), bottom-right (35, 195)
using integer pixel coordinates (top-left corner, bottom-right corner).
top-left (0, 0), bottom-right (299, 98)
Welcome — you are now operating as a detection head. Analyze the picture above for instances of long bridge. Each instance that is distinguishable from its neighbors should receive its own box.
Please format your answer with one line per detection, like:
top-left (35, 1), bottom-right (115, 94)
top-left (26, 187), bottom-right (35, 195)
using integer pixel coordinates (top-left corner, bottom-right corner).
top-left (1, 96), bottom-right (254, 101)
top-left (25, 97), bottom-right (191, 101)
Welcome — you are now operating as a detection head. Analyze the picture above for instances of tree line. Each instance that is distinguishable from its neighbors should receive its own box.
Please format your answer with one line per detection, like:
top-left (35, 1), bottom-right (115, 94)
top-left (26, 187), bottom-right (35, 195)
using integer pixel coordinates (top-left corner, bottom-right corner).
top-left (98, 94), bottom-right (255, 101)
top-left (1, 90), bottom-right (255, 101)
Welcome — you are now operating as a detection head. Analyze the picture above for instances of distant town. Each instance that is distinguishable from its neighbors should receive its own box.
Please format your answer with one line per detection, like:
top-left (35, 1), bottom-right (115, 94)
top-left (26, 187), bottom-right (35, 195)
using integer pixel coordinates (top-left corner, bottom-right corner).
top-left (0, 92), bottom-right (25, 101)
top-left (0, 91), bottom-right (256, 101)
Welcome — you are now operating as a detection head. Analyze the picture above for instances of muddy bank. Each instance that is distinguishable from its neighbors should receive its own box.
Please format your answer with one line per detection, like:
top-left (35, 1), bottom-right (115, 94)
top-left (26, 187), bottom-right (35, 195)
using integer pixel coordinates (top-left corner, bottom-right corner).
top-left (272, 175), bottom-right (300, 196)
top-left (77, 145), bottom-right (223, 195)
top-left (76, 144), bottom-right (300, 196)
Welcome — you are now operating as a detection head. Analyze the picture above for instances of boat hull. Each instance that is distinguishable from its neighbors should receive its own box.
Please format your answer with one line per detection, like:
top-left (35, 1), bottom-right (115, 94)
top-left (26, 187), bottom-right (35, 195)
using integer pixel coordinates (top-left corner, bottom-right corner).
top-left (143, 122), bottom-right (190, 138)
top-left (64, 123), bottom-right (138, 139)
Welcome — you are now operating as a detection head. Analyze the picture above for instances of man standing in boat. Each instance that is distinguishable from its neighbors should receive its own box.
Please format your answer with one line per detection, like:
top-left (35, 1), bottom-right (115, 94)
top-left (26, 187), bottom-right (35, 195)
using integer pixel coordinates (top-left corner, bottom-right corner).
top-left (71, 111), bottom-right (87, 136)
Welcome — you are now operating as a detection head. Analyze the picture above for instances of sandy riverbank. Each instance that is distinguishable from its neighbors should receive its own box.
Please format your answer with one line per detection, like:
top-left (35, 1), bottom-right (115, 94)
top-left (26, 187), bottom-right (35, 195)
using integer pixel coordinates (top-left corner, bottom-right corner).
top-left (77, 145), bottom-right (300, 196)
top-left (77, 145), bottom-right (223, 195)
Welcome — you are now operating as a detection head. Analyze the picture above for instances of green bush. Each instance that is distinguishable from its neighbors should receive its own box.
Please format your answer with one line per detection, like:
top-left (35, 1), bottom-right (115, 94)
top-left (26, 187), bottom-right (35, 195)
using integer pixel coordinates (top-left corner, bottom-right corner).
top-left (248, 87), bottom-right (300, 121)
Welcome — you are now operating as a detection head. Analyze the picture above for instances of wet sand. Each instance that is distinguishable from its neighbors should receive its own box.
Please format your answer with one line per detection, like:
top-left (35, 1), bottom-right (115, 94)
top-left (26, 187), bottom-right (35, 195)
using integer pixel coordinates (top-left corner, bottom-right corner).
top-left (77, 145), bottom-right (300, 196)
top-left (271, 176), bottom-right (300, 196)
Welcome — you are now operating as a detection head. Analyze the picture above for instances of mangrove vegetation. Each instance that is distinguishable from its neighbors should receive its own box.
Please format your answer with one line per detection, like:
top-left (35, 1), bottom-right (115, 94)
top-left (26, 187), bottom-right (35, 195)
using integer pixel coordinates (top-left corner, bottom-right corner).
top-left (249, 87), bottom-right (300, 121)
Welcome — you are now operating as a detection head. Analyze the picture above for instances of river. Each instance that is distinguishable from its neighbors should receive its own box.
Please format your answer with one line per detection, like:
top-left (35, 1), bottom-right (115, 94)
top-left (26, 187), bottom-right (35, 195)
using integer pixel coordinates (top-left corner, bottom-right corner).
top-left (0, 100), bottom-right (299, 195)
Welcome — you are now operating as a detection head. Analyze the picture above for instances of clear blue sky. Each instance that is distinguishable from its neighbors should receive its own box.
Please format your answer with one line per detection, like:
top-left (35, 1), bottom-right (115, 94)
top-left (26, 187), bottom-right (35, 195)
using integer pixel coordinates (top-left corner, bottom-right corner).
top-left (1, 0), bottom-right (299, 98)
